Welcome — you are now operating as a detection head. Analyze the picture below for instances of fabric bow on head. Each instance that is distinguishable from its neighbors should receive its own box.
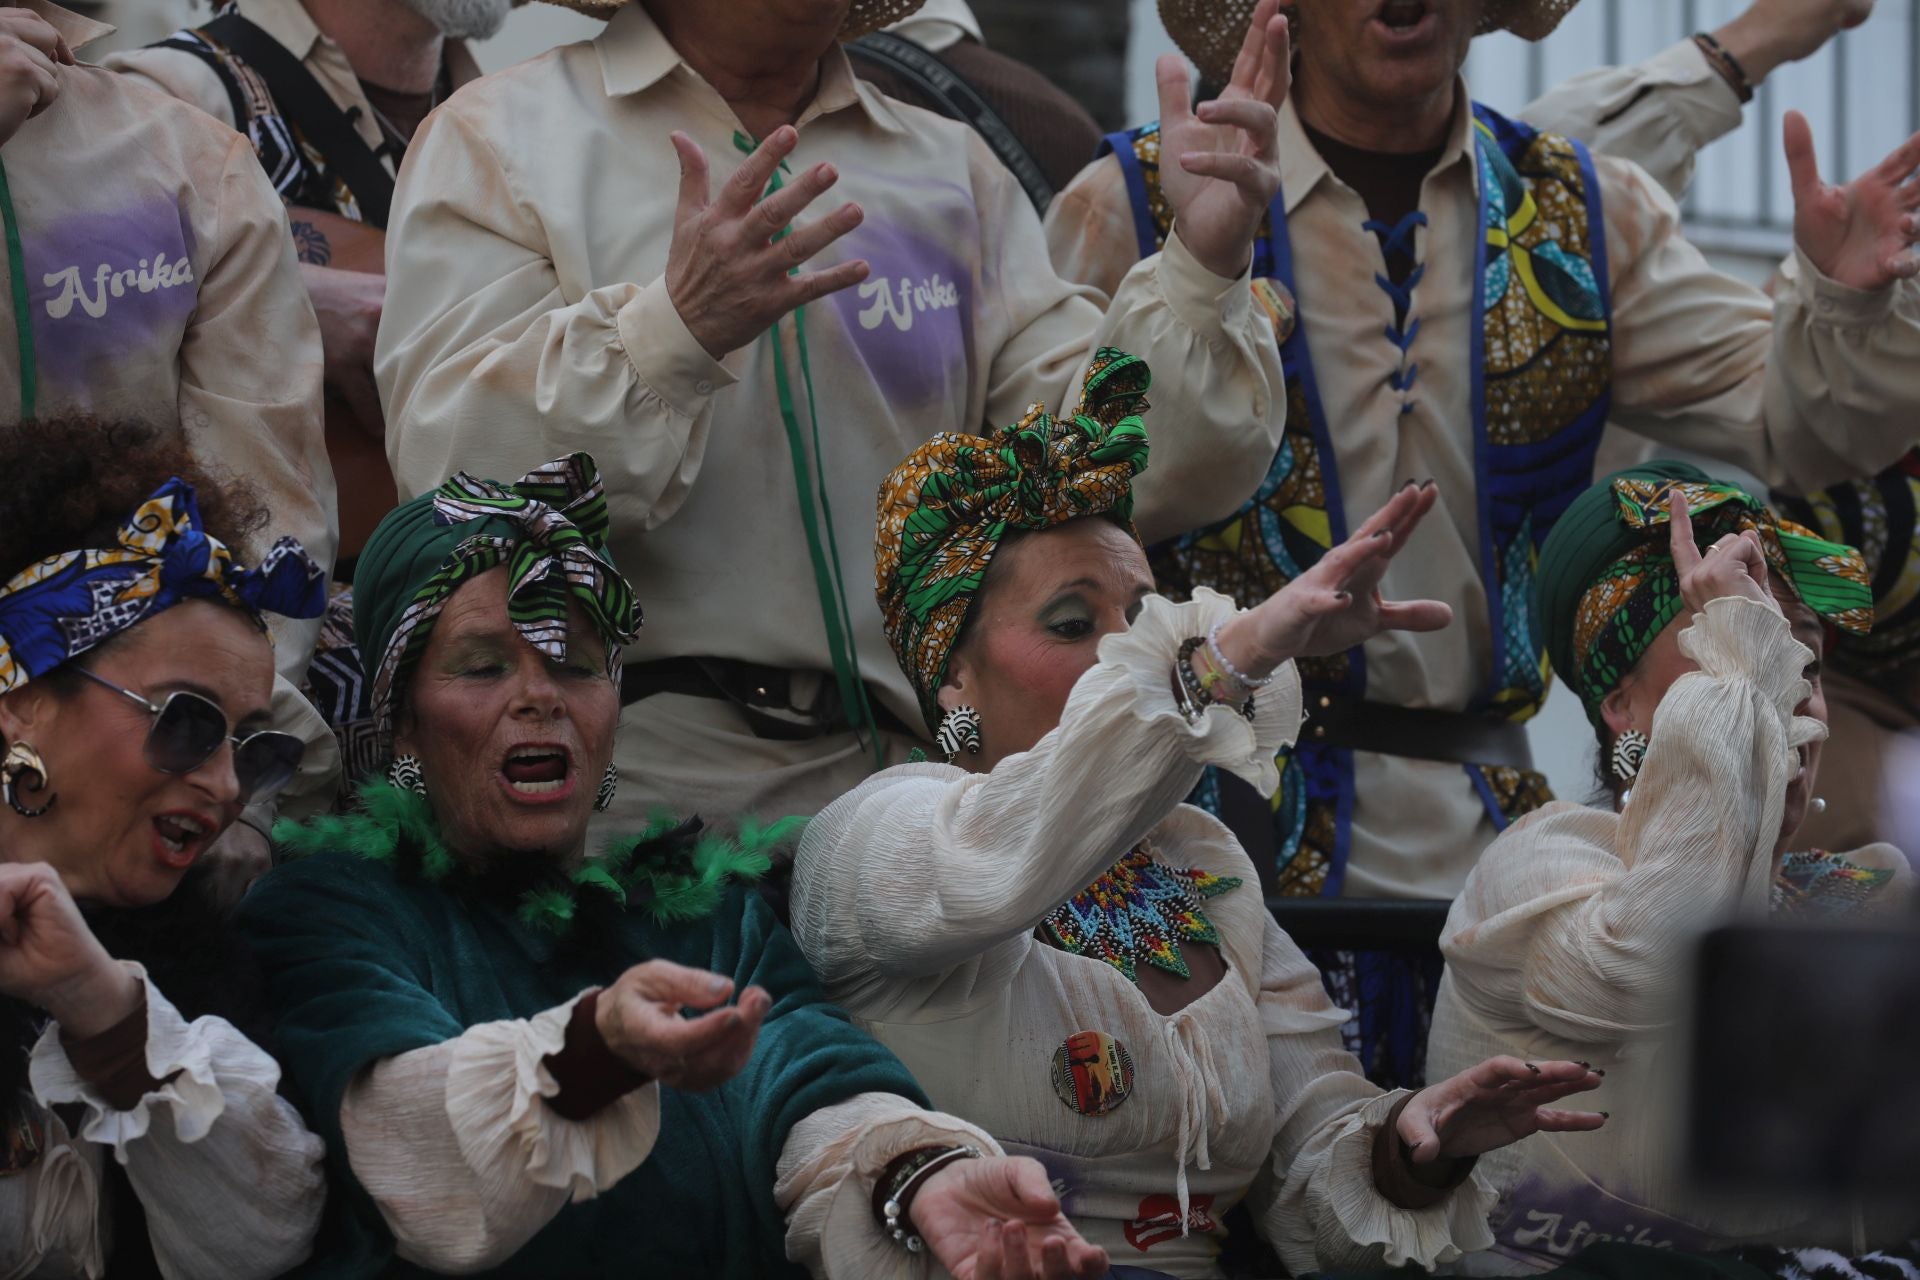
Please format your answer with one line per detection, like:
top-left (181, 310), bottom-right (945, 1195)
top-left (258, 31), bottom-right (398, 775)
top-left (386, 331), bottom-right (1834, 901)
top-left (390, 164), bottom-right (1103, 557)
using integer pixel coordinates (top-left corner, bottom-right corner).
top-left (1564, 474), bottom-right (1872, 721)
top-left (876, 347), bottom-right (1152, 729)
top-left (0, 476), bottom-right (325, 694)
top-left (364, 454), bottom-right (641, 732)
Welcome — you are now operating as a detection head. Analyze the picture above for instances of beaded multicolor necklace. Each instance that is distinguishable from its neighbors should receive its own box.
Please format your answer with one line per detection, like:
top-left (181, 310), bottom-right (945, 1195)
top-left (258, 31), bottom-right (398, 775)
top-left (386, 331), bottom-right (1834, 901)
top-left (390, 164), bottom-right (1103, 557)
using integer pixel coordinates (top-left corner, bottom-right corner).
top-left (1043, 843), bottom-right (1242, 982)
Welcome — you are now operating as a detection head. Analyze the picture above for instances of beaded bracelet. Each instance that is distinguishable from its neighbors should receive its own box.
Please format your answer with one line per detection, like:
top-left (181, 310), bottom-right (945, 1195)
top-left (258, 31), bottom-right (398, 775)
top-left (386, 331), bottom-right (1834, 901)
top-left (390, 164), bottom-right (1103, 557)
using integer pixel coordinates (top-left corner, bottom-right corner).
top-left (1692, 31), bottom-right (1754, 103)
top-left (1177, 636), bottom-right (1255, 722)
top-left (1205, 619), bottom-right (1275, 692)
top-left (872, 1144), bottom-right (981, 1253)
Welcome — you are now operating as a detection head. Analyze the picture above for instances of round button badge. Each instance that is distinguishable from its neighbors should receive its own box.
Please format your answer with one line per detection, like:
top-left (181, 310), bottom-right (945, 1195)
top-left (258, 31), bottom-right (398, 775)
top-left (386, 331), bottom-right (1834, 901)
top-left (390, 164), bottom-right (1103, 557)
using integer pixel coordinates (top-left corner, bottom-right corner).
top-left (1051, 1030), bottom-right (1135, 1117)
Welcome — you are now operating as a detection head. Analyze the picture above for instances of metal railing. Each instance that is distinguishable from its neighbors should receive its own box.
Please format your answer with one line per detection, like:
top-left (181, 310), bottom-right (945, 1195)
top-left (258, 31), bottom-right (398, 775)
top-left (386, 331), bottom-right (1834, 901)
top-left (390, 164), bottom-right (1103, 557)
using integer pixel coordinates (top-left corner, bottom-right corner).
top-left (1467, 0), bottom-right (1920, 258)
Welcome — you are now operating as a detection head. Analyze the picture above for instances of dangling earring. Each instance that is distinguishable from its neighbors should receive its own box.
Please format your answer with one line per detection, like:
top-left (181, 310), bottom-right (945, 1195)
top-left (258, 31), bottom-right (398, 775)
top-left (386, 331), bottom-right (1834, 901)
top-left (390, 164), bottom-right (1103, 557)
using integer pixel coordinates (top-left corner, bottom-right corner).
top-left (1610, 729), bottom-right (1648, 810)
top-left (1, 742), bottom-right (55, 818)
top-left (594, 764), bottom-right (618, 813)
top-left (388, 754), bottom-right (427, 795)
top-left (1609, 729), bottom-right (1649, 783)
top-left (936, 705), bottom-right (982, 765)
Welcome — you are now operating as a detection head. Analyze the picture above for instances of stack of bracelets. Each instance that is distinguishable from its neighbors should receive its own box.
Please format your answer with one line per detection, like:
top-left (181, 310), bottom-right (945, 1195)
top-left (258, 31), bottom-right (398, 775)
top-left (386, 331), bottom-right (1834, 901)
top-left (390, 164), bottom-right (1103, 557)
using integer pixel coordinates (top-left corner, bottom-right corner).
top-left (1173, 617), bottom-right (1270, 723)
top-left (871, 1144), bottom-right (983, 1254)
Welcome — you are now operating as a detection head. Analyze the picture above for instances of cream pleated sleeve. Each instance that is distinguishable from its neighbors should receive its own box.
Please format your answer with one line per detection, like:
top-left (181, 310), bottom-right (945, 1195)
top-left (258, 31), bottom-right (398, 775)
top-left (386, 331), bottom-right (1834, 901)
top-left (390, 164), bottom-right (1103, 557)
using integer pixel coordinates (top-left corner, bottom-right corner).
top-left (792, 589), bottom-right (1299, 1006)
top-left (1443, 595), bottom-right (1822, 1044)
top-left (23, 965), bottom-right (326, 1280)
top-left (338, 992), bottom-right (664, 1272)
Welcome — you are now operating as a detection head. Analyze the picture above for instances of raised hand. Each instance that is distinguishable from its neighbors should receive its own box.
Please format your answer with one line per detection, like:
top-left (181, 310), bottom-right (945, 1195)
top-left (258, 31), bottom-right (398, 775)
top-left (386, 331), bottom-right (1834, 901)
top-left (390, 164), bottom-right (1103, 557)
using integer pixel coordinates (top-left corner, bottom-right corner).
top-left (0, 6), bottom-right (73, 150)
top-left (1213, 481), bottom-right (1453, 680)
top-left (1668, 488), bottom-right (1775, 614)
top-left (664, 126), bottom-right (870, 359)
top-left (0, 862), bottom-right (141, 1039)
top-left (1155, 0), bottom-right (1290, 280)
top-left (1785, 109), bottom-right (1920, 290)
top-left (914, 1156), bottom-right (1109, 1280)
top-left (593, 958), bottom-right (771, 1091)
top-left (1399, 1056), bottom-right (1607, 1165)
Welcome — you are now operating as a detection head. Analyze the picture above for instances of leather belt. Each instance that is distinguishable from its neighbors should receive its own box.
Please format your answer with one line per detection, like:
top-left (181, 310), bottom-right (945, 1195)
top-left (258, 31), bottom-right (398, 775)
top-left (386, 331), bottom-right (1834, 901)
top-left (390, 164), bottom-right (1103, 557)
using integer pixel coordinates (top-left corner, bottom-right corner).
top-left (1301, 692), bottom-right (1534, 771)
top-left (620, 656), bottom-right (916, 744)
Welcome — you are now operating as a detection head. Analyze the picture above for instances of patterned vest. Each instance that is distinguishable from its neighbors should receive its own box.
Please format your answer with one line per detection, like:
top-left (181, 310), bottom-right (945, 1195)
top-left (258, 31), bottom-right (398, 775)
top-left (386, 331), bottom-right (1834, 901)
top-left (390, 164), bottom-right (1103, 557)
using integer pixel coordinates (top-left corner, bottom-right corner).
top-left (1101, 104), bottom-right (1614, 897)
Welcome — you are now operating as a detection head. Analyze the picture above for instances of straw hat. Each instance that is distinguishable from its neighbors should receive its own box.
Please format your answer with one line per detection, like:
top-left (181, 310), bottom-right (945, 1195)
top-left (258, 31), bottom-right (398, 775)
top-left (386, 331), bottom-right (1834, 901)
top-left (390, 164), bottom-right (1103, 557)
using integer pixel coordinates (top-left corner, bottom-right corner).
top-left (1159, 0), bottom-right (1580, 86)
top-left (530, 0), bottom-right (927, 39)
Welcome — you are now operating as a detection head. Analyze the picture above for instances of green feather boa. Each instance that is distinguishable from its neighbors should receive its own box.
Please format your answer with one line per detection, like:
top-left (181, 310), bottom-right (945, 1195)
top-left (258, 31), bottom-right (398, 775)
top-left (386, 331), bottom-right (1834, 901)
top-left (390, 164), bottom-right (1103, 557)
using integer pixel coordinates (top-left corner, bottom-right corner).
top-left (273, 780), bottom-right (800, 933)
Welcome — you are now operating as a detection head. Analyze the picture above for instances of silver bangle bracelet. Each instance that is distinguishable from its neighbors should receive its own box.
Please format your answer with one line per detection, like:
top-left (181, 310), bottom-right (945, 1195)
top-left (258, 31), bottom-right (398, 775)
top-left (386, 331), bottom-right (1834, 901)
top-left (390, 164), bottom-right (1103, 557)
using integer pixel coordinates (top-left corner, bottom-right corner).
top-left (1205, 618), bottom-right (1276, 691)
top-left (881, 1144), bottom-right (981, 1253)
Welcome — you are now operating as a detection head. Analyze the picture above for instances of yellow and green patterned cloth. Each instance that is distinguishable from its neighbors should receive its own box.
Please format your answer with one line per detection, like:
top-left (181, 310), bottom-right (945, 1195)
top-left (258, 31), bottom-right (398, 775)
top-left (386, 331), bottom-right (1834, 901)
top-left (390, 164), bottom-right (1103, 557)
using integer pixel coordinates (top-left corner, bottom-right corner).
top-left (1539, 462), bottom-right (1873, 725)
top-left (875, 347), bottom-right (1151, 730)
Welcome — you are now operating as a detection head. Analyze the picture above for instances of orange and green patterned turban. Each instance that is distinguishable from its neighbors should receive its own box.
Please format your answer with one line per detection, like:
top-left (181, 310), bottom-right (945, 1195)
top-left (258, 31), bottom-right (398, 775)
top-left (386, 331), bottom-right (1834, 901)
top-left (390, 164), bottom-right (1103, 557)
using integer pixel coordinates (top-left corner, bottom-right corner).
top-left (1538, 462), bottom-right (1873, 727)
top-left (876, 348), bottom-right (1152, 730)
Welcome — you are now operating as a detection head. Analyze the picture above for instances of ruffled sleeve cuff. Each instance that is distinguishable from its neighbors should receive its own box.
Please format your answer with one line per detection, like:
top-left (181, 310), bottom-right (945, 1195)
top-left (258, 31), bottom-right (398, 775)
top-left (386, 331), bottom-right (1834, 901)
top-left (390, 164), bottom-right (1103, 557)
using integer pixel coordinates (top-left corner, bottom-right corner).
top-left (29, 963), bottom-right (245, 1163)
top-left (1096, 587), bottom-right (1303, 797)
top-left (444, 993), bottom-right (662, 1204)
top-left (1784, 243), bottom-right (1901, 328)
top-left (793, 1100), bottom-right (1004, 1279)
top-left (1677, 596), bottom-right (1820, 733)
top-left (1302, 1090), bottom-right (1497, 1272)
top-left (1157, 227), bottom-right (1253, 340)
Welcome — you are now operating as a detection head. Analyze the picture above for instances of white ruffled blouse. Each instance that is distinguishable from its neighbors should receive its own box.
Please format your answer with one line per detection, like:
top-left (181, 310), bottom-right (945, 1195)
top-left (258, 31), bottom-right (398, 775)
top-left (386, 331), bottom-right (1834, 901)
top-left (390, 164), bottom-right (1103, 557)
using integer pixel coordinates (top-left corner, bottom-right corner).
top-left (2, 964), bottom-right (325, 1280)
top-left (791, 590), bottom-right (1498, 1278)
top-left (1429, 597), bottom-right (1916, 1274)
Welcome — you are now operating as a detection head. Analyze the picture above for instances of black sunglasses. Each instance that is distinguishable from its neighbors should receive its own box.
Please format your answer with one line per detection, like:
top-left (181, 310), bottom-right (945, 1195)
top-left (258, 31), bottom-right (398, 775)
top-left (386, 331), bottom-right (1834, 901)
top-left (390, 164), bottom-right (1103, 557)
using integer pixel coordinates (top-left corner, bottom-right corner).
top-left (75, 667), bottom-right (306, 804)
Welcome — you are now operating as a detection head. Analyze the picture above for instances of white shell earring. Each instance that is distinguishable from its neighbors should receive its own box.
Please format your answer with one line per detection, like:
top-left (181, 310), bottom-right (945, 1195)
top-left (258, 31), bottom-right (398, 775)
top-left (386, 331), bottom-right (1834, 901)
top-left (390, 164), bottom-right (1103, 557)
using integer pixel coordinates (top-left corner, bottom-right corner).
top-left (388, 754), bottom-right (426, 795)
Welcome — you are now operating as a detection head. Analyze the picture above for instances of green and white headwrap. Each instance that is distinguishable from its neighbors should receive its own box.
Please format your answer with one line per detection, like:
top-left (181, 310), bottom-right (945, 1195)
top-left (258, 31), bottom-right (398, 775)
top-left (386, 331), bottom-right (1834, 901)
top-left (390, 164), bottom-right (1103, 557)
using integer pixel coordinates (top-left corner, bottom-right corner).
top-left (354, 454), bottom-right (642, 745)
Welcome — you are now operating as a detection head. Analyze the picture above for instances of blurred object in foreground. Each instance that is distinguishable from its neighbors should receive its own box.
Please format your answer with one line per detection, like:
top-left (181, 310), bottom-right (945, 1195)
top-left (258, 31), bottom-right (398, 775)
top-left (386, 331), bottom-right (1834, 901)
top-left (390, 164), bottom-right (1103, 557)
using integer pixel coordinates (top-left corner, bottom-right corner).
top-left (1690, 922), bottom-right (1920, 1198)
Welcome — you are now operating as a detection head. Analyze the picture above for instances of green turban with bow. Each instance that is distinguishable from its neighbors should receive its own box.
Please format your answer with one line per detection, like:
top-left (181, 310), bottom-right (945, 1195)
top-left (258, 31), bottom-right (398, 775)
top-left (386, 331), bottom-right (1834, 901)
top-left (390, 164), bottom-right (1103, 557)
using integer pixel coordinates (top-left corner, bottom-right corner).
top-left (1538, 461), bottom-right (1873, 727)
top-left (875, 347), bottom-right (1152, 730)
top-left (354, 453), bottom-right (642, 743)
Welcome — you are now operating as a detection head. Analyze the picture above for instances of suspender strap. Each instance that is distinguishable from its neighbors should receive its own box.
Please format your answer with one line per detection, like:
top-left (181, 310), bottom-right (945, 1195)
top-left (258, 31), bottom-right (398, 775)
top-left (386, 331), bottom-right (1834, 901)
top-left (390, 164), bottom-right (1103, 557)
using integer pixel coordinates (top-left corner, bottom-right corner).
top-left (195, 12), bottom-right (396, 228)
top-left (845, 31), bottom-right (1055, 215)
top-left (0, 158), bottom-right (36, 420)
top-left (154, 33), bottom-right (251, 131)
top-left (733, 132), bottom-right (885, 768)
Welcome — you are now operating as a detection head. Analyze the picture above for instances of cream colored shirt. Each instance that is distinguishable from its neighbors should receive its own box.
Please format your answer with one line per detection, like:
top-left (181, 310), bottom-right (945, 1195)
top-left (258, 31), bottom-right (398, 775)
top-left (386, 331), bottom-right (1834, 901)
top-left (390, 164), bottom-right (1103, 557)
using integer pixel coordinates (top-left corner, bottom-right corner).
top-left (1429, 597), bottom-right (1915, 1273)
top-left (335, 992), bottom-right (999, 1276)
top-left (374, 4), bottom-right (1286, 817)
top-left (793, 591), bottom-right (1498, 1278)
top-left (104, 0), bottom-right (482, 187)
top-left (1045, 90), bottom-right (1920, 901)
top-left (1518, 39), bottom-right (1745, 203)
top-left (1, 1), bottom-right (339, 809)
top-left (5, 965), bottom-right (327, 1280)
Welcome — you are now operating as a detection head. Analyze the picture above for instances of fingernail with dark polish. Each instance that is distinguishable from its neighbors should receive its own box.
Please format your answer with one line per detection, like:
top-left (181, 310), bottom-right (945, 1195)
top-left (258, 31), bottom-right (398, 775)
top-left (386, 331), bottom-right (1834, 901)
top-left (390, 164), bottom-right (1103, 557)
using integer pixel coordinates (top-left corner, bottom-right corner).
top-left (1600, 1111), bottom-right (1611, 1119)
top-left (1527, 1062), bottom-right (1540, 1073)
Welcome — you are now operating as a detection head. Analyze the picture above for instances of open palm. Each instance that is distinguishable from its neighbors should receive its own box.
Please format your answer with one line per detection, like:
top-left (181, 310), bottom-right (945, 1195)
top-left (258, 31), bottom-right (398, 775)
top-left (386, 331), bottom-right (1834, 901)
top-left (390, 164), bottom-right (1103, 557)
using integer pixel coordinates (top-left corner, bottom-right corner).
top-left (1787, 109), bottom-right (1920, 290)
top-left (1156, 0), bottom-right (1290, 280)
top-left (1401, 1057), bottom-right (1607, 1164)
top-left (1237, 481), bottom-right (1454, 664)
top-left (915, 1156), bottom-right (1108, 1279)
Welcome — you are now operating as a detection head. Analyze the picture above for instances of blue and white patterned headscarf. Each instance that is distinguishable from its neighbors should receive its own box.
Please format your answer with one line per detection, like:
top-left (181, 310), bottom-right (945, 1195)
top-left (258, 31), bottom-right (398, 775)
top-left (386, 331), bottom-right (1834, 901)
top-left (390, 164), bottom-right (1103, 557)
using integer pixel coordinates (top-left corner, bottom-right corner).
top-left (0, 475), bottom-right (327, 693)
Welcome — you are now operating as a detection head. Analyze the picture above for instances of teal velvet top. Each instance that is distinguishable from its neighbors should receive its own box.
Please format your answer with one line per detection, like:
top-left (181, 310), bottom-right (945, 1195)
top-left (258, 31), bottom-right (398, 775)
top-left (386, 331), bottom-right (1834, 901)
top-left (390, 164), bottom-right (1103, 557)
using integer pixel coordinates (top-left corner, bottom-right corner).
top-left (236, 848), bottom-right (928, 1278)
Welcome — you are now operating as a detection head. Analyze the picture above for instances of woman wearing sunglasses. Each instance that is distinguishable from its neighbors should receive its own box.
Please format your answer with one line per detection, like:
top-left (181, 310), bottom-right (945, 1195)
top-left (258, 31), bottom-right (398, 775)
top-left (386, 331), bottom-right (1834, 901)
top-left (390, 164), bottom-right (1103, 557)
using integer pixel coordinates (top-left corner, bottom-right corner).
top-left (0, 418), bottom-right (330, 1278)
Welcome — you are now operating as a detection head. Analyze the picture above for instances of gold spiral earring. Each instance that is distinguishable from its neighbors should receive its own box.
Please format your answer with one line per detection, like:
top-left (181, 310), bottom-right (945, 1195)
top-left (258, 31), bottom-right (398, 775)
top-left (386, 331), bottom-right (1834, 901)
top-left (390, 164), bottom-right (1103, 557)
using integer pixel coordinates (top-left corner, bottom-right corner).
top-left (2, 741), bottom-right (56, 818)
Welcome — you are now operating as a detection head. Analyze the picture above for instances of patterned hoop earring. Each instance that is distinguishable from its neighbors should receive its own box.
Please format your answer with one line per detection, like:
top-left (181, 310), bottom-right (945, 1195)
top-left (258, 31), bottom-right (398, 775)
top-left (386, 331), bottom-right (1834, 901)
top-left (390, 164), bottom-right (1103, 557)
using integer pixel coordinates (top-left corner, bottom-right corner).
top-left (594, 764), bottom-right (618, 813)
top-left (1, 741), bottom-right (55, 818)
top-left (1609, 730), bottom-right (1649, 783)
top-left (936, 705), bottom-right (982, 765)
top-left (388, 754), bottom-right (427, 796)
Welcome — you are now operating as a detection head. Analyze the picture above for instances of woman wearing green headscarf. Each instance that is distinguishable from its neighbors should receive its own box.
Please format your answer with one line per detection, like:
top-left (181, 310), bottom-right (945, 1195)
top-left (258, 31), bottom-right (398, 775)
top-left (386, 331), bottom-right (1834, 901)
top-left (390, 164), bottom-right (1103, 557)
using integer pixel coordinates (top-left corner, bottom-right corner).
top-left (1428, 461), bottom-right (1914, 1276)
top-left (791, 350), bottom-right (1611, 1279)
top-left (235, 453), bottom-right (1117, 1278)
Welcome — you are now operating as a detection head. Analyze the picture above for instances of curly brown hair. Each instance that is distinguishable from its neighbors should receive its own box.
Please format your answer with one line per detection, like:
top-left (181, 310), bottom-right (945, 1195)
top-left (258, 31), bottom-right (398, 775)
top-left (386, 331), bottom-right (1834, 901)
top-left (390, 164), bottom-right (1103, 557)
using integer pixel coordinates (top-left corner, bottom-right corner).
top-left (0, 415), bottom-right (270, 579)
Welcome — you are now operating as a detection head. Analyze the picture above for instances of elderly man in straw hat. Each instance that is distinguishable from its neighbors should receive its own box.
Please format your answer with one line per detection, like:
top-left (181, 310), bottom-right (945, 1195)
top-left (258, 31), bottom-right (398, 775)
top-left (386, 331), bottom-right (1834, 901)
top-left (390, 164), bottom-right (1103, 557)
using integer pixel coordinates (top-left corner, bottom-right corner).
top-left (374, 0), bottom-right (1296, 828)
top-left (1044, 0), bottom-right (1920, 1087)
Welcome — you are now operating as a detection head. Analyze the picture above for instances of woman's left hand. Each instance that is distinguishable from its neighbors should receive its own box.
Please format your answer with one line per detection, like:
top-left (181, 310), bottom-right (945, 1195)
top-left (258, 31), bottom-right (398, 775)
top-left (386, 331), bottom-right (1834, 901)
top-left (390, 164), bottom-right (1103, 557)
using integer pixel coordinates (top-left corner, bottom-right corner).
top-left (1399, 1056), bottom-right (1607, 1165)
top-left (914, 1155), bottom-right (1110, 1279)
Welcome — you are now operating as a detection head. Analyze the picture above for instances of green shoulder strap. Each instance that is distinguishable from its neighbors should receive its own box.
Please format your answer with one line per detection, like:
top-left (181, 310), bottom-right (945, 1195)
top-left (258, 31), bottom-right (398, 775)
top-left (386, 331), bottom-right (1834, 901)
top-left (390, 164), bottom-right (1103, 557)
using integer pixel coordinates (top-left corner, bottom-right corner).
top-left (0, 156), bottom-right (36, 419)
